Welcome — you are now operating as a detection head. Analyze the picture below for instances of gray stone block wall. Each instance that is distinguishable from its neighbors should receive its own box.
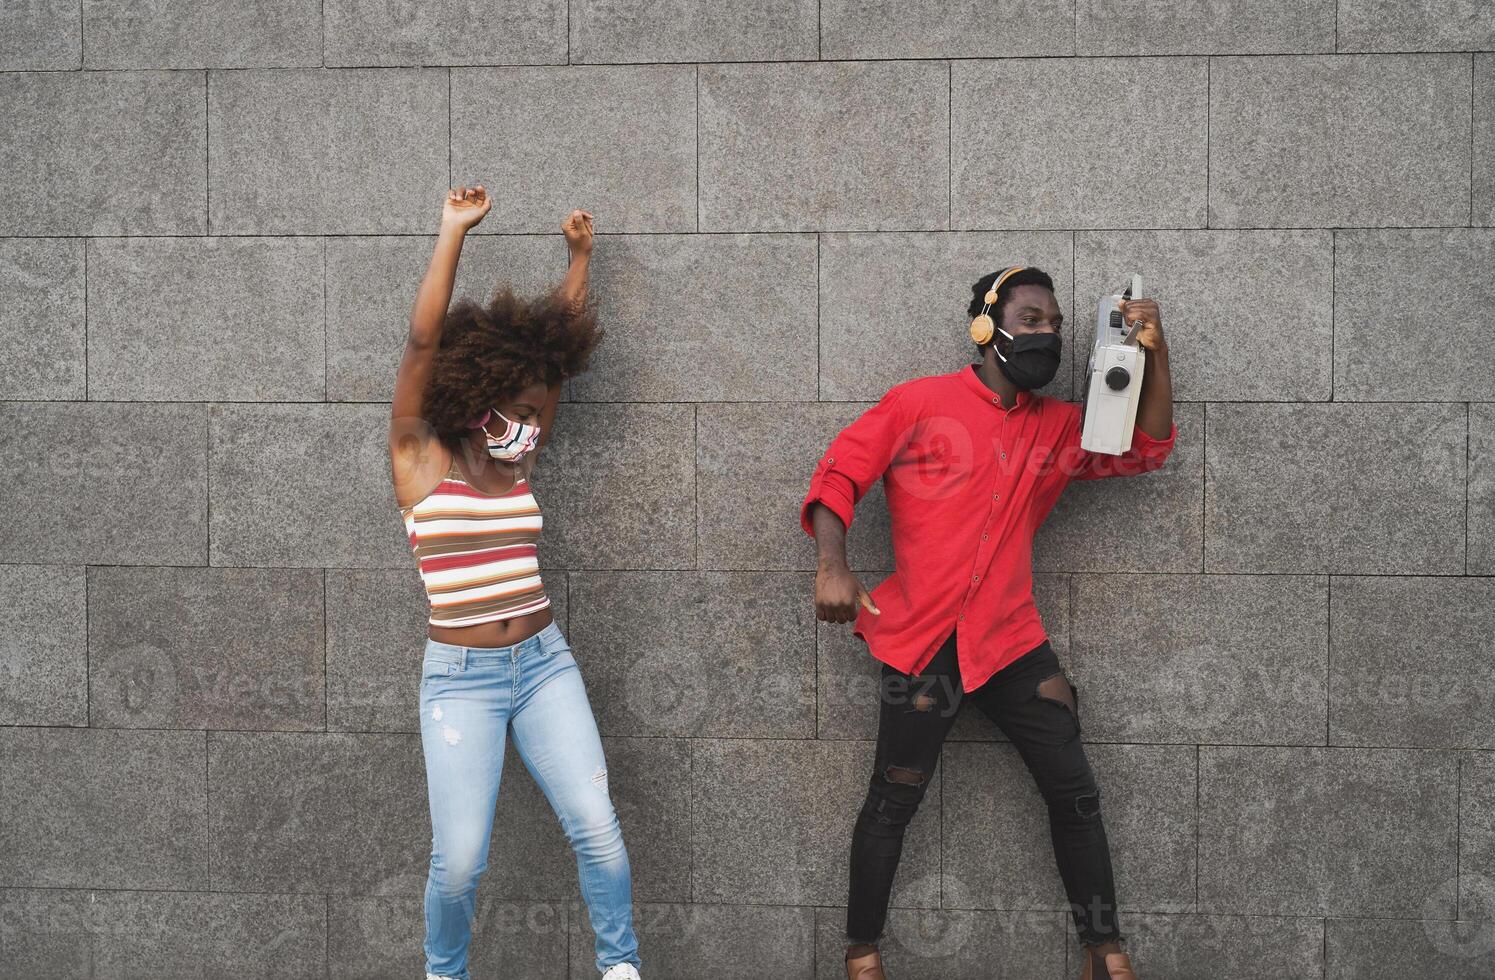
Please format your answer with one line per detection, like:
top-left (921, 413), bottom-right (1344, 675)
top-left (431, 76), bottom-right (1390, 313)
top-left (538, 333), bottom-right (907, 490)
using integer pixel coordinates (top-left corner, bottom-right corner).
top-left (1, 2), bottom-right (1492, 977)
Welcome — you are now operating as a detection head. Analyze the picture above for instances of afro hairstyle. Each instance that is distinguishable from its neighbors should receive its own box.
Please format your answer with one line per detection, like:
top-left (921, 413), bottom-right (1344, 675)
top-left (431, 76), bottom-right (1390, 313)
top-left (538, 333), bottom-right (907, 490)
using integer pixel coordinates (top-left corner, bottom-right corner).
top-left (421, 283), bottom-right (603, 440)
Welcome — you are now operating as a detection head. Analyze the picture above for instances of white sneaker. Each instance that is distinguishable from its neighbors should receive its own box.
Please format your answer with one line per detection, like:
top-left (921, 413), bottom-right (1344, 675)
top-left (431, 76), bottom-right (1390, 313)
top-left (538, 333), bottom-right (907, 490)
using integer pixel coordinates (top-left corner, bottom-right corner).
top-left (601, 964), bottom-right (641, 980)
top-left (426, 974), bottom-right (461, 980)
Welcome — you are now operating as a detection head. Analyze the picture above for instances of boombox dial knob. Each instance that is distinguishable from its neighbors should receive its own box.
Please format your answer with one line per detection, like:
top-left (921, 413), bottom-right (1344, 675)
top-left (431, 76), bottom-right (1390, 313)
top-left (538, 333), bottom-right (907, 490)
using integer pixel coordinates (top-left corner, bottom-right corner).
top-left (1105, 366), bottom-right (1131, 391)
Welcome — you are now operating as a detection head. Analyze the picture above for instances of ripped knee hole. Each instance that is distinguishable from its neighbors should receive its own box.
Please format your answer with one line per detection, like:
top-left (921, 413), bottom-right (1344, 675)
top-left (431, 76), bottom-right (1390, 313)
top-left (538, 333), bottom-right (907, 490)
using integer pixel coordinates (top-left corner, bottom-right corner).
top-left (883, 764), bottom-right (927, 786)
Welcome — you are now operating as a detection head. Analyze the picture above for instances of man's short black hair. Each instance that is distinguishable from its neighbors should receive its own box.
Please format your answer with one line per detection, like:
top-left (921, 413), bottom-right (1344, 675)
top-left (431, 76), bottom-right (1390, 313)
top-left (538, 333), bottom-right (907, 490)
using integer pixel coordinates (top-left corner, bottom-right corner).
top-left (967, 267), bottom-right (1057, 328)
top-left (968, 267), bottom-right (1057, 354)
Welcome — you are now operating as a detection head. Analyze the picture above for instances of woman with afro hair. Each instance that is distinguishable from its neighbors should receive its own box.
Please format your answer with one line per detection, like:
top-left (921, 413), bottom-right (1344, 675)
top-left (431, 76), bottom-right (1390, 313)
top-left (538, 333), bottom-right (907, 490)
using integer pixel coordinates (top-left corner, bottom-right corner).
top-left (389, 186), bottom-right (642, 980)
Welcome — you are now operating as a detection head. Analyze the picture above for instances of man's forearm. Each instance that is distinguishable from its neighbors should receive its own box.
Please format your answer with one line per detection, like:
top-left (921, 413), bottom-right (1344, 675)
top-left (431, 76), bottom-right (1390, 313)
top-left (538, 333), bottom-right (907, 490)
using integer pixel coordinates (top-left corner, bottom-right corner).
top-left (1136, 343), bottom-right (1173, 441)
top-left (810, 503), bottom-right (851, 570)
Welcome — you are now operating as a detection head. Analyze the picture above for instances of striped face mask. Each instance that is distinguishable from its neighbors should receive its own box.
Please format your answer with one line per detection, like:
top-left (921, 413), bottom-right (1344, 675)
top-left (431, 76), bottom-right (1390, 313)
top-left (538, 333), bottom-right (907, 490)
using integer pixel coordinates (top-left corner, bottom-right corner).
top-left (468, 408), bottom-right (541, 462)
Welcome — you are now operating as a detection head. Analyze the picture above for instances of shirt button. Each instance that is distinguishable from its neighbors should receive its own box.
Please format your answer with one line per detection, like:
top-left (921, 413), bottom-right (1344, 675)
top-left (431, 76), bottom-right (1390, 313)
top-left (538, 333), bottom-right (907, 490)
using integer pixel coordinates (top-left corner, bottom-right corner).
top-left (958, 613), bottom-right (964, 621)
top-left (992, 493), bottom-right (999, 500)
top-left (972, 574), bottom-right (979, 582)
top-left (1001, 452), bottom-right (1007, 460)
top-left (982, 533), bottom-right (988, 540)
top-left (826, 456), bottom-right (834, 463)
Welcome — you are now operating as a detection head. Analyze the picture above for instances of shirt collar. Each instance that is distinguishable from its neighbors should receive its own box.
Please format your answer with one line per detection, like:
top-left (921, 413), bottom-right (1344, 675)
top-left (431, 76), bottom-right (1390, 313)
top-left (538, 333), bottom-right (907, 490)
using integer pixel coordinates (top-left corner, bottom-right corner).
top-left (959, 363), bottom-right (1034, 411)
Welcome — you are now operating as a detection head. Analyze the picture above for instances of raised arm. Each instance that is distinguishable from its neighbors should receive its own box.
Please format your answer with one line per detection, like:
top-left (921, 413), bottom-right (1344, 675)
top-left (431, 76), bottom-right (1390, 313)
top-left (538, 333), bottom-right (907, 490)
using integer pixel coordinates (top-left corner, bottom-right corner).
top-left (516, 210), bottom-right (594, 480)
top-left (1123, 297), bottom-right (1173, 443)
top-left (389, 186), bottom-right (491, 474)
top-left (555, 209), bottom-right (594, 312)
top-left (1067, 297), bottom-right (1177, 480)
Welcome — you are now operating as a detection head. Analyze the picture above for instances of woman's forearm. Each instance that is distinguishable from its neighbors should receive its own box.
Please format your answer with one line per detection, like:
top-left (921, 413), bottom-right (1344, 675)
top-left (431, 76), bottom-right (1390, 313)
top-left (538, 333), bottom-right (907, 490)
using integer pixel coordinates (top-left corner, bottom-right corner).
top-left (409, 223), bottom-right (469, 346)
top-left (556, 250), bottom-right (591, 309)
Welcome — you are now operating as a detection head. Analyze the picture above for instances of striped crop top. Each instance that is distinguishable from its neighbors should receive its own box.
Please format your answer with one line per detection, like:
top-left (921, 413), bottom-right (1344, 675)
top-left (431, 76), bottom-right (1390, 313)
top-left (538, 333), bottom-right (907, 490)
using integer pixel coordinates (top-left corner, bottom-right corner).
top-left (398, 455), bottom-right (552, 628)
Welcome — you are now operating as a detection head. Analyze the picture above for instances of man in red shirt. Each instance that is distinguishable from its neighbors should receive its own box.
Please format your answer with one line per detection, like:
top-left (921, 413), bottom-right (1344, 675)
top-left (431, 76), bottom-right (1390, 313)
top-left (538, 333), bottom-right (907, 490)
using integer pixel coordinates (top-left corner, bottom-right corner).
top-left (803, 266), bottom-right (1176, 980)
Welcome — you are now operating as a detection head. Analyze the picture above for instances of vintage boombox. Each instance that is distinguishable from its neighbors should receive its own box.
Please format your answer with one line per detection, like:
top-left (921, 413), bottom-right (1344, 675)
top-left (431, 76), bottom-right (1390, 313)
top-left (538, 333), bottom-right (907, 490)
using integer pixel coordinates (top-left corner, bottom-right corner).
top-left (1080, 274), bottom-right (1148, 455)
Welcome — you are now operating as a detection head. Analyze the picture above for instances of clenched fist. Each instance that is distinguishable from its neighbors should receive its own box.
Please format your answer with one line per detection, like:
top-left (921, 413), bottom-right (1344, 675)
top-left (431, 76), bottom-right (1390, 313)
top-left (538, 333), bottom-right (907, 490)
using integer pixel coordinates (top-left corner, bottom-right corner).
top-left (562, 209), bottom-right (594, 256)
top-left (815, 563), bottom-right (881, 624)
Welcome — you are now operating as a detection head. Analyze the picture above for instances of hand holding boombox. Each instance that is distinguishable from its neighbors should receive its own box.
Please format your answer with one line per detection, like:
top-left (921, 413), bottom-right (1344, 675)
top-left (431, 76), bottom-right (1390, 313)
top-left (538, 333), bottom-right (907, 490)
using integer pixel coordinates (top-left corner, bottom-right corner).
top-left (1081, 276), bottom-right (1167, 454)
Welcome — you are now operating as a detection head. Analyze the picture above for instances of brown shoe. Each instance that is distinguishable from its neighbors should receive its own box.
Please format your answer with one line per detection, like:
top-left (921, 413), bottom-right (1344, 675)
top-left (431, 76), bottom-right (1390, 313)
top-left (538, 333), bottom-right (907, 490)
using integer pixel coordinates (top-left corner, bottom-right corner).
top-left (1079, 943), bottom-right (1138, 980)
top-left (846, 943), bottom-right (887, 980)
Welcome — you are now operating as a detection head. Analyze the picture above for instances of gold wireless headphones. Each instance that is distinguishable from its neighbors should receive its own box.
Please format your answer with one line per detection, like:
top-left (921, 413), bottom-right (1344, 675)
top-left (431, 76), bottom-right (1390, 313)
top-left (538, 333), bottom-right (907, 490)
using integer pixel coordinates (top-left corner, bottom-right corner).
top-left (969, 265), bottom-right (1027, 346)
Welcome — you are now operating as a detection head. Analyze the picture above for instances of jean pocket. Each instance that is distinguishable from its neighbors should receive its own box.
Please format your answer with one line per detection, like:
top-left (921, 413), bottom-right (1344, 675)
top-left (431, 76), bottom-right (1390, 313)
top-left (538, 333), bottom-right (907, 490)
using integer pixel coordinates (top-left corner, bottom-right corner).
top-left (421, 657), bottom-right (457, 681)
top-left (538, 625), bottom-right (572, 659)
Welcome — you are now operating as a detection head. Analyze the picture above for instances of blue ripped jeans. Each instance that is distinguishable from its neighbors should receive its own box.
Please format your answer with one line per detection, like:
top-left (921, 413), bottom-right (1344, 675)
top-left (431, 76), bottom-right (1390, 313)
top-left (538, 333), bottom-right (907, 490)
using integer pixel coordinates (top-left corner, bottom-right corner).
top-left (419, 619), bottom-right (640, 978)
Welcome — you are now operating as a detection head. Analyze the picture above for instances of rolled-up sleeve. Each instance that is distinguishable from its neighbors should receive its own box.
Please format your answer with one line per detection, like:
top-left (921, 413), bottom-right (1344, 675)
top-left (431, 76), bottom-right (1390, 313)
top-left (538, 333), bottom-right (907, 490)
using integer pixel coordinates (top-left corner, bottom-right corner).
top-left (800, 387), bottom-right (911, 537)
top-left (1069, 419), bottom-right (1178, 481)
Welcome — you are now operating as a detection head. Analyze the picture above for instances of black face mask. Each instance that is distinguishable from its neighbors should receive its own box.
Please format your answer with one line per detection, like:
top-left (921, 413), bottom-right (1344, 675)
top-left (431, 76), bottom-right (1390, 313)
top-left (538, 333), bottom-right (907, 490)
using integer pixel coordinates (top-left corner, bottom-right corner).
top-left (993, 327), bottom-right (1062, 390)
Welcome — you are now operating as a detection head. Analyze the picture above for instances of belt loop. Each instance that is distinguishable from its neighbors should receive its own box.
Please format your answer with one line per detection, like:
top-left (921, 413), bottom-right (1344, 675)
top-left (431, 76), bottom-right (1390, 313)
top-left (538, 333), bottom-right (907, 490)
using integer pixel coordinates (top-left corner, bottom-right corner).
top-left (460, 647), bottom-right (469, 670)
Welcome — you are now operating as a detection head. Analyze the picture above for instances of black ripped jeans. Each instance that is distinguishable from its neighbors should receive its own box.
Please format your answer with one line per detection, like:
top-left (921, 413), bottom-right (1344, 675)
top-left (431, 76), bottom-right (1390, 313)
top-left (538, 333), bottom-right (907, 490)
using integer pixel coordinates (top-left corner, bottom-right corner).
top-left (846, 630), bottom-right (1126, 950)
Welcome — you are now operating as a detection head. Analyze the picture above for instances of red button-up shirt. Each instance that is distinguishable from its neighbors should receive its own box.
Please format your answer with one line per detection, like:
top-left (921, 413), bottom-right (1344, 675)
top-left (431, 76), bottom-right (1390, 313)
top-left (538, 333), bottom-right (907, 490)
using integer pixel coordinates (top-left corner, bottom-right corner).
top-left (801, 362), bottom-right (1178, 692)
